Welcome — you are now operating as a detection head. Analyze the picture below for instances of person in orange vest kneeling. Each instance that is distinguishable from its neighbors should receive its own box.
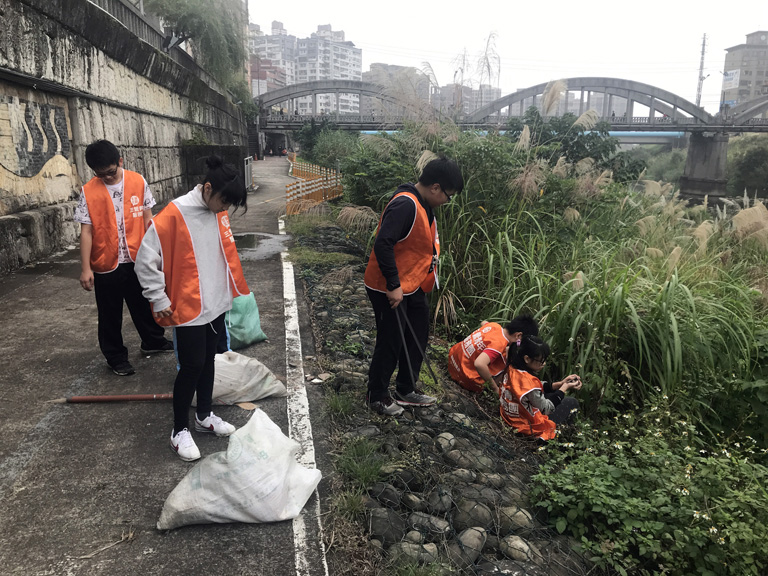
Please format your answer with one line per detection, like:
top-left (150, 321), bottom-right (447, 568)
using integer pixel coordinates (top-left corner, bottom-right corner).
top-left (135, 156), bottom-right (249, 462)
top-left (499, 335), bottom-right (581, 441)
top-left (448, 314), bottom-right (539, 395)
top-left (364, 155), bottom-right (464, 416)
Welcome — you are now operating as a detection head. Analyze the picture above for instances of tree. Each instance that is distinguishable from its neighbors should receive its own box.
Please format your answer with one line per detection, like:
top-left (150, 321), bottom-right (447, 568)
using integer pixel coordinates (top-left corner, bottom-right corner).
top-left (726, 134), bottom-right (768, 196)
top-left (144, 0), bottom-right (246, 85)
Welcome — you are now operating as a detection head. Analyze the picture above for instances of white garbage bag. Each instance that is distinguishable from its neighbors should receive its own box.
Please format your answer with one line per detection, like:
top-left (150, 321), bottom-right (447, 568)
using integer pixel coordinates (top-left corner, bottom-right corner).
top-left (157, 409), bottom-right (322, 530)
top-left (192, 351), bottom-right (287, 407)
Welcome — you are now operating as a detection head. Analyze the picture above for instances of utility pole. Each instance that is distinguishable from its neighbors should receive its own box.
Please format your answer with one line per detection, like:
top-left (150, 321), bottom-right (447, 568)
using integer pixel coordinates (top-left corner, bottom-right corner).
top-left (695, 33), bottom-right (708, 107)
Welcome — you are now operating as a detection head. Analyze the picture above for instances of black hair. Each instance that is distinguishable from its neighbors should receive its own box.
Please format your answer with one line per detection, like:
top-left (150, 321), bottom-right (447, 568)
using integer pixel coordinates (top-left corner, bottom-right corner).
top-left (418, 155), bottom-right (464, 195)
top-left (510, 335), bottom-right (550, 371)
top-left (203, 155), bottom-right (247, 212)
top-left (85, 140), bottom-right (120, 171)
top-left (506, 313), bottom-right (539, 338)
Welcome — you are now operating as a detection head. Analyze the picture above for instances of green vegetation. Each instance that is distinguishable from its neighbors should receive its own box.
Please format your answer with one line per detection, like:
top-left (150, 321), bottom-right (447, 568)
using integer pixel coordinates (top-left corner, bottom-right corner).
top-left (336, 437), bottom-right (384, 488)
top-left (333, 101), bottom-right (768, 573)
top-left (325, 388), bottom-right (357, 420)
top-left (726, 134), bottom-right (768, 196)
top-left (532, 411), bottom-right (768, 576)
top-left (144, 0), bottom-right (254, 120)
top-left (287, 246), bottom-right (356, 267)
top-left (293, 119), bottom-right (360, 168)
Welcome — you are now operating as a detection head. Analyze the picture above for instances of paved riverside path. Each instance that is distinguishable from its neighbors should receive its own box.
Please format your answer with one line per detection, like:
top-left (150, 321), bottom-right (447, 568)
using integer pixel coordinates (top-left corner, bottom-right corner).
top-left (0, 156), bottom-right (330, 575)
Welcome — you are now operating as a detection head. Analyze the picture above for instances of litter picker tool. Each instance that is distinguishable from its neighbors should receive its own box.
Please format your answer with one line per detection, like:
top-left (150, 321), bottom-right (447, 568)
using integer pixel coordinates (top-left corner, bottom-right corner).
top-left (394, 304), bottom-right (441, 389)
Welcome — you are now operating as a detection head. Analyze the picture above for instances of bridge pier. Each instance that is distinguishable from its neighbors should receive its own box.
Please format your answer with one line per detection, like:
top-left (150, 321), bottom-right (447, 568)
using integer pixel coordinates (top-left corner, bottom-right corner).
top-left (679, 131), bottom-right (729, 203)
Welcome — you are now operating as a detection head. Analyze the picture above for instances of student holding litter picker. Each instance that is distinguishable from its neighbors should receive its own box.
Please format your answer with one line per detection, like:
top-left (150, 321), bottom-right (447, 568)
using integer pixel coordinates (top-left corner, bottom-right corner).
top-left (135, 156), bottom-right (249, 462)
top-left (363, 154), bottom-right (464, 416)
top-left (448, 314), bottom-right (539, 395)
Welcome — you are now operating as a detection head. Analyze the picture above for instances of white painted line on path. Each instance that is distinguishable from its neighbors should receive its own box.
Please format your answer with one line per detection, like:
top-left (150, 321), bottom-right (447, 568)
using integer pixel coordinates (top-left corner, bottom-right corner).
top-left (279, 216), bottom-right (329, 576)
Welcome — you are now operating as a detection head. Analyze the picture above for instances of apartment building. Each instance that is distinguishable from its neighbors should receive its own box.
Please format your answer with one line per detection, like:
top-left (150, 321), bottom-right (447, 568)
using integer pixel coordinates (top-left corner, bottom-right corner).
top-left (721, 31), bottom-right (768, 110)
top-left (248, 22), bottom-right (361, 113)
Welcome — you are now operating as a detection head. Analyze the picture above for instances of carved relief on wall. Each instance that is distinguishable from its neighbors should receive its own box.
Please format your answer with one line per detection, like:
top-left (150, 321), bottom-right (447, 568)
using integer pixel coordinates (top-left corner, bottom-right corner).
top-left (0, 92), bottom-right (80, 216)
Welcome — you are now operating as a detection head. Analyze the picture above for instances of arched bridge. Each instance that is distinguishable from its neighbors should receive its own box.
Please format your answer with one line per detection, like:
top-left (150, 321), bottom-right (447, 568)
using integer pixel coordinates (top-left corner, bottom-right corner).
top-left (258, 77), bottom-right (768, 133)
top-left (257, 80), bottom-right (442, 129)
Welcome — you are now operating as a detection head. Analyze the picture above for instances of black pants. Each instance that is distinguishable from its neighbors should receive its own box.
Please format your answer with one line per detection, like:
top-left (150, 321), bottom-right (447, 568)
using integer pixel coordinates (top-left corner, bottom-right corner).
top-left (366, 288), bottom-right (429, 402)
top-left (93, 263), bottom-right (167, 367)
top-left (549, 396), bottom-right (580, 426)
top-left (172, 314), bottom-right (224, 433)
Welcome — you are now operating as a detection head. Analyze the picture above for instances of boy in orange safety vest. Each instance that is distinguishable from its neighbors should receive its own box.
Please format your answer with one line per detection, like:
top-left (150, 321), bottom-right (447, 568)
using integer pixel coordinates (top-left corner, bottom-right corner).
top-left (363, 156), bottom-right (464, 416)
top-left (74, 140), bottom-right (171, 376)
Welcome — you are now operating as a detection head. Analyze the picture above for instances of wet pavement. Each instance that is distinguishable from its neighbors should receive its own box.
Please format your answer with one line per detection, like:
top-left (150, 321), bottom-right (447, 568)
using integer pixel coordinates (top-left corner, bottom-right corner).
top-left (0, 156), bottom-right (330, 575)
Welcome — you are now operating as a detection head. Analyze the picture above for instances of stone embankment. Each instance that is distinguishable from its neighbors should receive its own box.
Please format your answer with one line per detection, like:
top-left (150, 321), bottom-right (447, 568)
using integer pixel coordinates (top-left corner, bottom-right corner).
top-left (294, 223), bottom-right (588, 576)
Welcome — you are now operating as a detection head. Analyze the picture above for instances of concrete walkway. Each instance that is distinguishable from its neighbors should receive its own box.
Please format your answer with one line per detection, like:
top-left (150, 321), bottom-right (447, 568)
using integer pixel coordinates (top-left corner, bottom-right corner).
top-left (0, 156), bottom-right (328, 575)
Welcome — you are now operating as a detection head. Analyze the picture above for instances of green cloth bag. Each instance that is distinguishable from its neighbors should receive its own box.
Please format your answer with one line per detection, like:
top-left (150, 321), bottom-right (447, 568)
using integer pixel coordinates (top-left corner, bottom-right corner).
top-left (225, 292), bottom-right (267, 350)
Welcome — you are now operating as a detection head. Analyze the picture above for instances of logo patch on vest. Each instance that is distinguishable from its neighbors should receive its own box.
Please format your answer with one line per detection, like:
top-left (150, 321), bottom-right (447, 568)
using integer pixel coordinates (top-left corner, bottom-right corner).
top-left (129, 195), bottom-right (143, 218)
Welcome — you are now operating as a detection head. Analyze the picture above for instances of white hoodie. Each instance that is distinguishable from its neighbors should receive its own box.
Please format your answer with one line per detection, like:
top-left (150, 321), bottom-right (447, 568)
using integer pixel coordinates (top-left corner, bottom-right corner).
top-left (135, 185), bottom-right (233, 327)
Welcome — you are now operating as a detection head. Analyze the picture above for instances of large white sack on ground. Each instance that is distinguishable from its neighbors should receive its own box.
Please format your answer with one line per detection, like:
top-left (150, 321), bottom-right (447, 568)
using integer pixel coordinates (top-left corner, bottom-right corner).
top-left (192, 350), bottom-right (287, 407)
top-left (157, 408), bottom-right (322, 530)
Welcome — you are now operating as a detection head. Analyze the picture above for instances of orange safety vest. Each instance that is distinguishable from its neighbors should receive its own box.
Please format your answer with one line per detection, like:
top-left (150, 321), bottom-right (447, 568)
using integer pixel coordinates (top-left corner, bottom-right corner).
top-left (150, 202), bottom-right (249, 327)
top-left (499, 367), bottom-right (556, 440)
top-left (82, 170), bottom-right (146, 273)
top-left (364, 190), bottom-right (439, 295)
top-left (448, 322), bottom-right (510, 392)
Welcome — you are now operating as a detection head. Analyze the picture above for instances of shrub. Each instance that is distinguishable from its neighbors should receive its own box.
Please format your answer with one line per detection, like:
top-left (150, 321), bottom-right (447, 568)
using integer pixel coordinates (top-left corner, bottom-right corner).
top-left (531, 405), bottom-right (768, 576)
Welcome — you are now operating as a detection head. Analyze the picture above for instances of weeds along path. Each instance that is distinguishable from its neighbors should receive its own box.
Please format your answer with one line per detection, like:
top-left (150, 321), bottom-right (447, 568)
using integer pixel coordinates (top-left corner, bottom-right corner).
top-left (289, 217), bottom-right (591, 576)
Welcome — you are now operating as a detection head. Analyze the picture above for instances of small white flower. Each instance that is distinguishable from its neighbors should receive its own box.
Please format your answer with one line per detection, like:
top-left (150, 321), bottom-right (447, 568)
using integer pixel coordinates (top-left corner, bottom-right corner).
top-left (709, 526), bottom-right (718, 534)
top-left (684, 446), bottom-right (691, 451)
top-left (693, 511), bottom-right (701, 519)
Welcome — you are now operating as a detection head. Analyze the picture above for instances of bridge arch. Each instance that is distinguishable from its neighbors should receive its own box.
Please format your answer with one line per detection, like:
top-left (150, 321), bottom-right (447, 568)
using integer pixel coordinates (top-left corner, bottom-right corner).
top-left (258, 80), bottom-right (413, 111)
top-left (730, 94), bottom-right (768, 124)
top-left (467, 77), bottom-right (714, 124)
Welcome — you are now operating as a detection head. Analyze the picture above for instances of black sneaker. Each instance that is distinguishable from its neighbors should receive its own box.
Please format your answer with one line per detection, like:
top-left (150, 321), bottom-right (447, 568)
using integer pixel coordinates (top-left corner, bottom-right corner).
top-left (366, 393), bottom-right (404, 416)
top-left (111, 361), bottom-right (136, 376)
top-left (140, 339), bottom-right (174, 354)
top-left (393, 389), bottom-right (437, 407)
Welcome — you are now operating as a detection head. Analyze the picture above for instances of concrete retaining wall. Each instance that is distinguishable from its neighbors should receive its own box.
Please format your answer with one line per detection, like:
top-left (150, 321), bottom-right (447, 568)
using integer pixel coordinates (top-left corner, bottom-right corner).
top-left (0, 0), bottom-right (248, 273)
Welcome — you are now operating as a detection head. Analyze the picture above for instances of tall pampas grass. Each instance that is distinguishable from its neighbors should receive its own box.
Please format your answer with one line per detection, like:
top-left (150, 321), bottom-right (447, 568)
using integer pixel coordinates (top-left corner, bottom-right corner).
top-left (542, 79), bottom-right (567, 116)
top-left (360, 134), bottom-right (396, 159)
top-left (732, 202), bottom-right (768, 240)
top-left (416, 150), bottom-right (439, 174)
top-left (552, 156), bottom-right (569, 178)
top-left (337, 206), bottom-right (378, 237)
top-left (514, 125), bottom-right (531, 154)
top-left (692, 220), bottom-right (714, 257)
top-left (509, 159), bottom-right (546, 201)
top-left (572, 109), bottom-right (599, 130)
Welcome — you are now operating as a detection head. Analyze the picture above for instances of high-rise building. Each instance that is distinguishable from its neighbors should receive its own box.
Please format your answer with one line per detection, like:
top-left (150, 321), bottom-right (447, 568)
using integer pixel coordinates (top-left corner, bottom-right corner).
top-left (249, 22), bottom-right (361, 112)
top-left (249, 21), bottom-right (297, 93)
top-left (721, 31), bottom-right (768, 112)
top-left (296, 25), bottom-right (362, 113)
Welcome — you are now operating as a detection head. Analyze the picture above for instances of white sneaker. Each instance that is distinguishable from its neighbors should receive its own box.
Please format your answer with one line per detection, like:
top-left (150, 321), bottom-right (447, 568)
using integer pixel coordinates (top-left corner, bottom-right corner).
top-left (170, 428), bottom-right (201, 461)
top-left (195, 412), bottom-right (236, 437)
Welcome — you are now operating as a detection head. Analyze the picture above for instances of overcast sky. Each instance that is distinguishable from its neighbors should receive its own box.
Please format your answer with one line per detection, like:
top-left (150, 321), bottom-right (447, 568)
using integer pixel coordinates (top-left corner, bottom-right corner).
top-left (247, 0), bottom-right (767, 114)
